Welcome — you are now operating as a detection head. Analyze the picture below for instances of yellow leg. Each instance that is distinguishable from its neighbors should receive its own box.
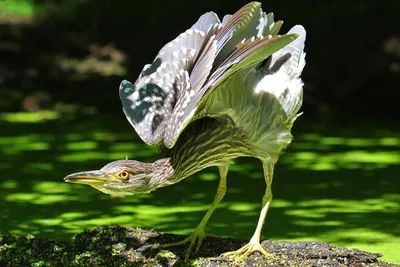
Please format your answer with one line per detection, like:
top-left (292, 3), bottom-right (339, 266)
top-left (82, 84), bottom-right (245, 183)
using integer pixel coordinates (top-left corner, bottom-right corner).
top-left (164, 165), bottom-right (228, 259)
top-left (222, 161), bottom-right (275, 259)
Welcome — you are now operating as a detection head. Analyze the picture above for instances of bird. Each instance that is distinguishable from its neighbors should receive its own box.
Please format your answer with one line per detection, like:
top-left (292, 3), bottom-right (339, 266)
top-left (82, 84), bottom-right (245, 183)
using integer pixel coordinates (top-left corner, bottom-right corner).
top-left (64, 1), bottom-right (306, 260)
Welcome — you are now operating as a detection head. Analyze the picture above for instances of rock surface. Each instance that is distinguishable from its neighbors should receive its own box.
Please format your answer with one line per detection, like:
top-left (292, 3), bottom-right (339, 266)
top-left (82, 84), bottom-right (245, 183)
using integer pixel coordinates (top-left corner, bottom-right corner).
top-left (0, 225), bottom-right (398, 267)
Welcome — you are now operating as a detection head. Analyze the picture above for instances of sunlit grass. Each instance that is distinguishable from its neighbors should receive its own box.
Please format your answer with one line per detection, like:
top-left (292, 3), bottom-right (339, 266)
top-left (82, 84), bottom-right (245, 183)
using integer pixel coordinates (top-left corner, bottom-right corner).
top-left (283, 150), bottom-right (399, 171)
top-left (0, 134), bottom-right (54, 145)
top-left (0, 0), bottom-right (35, 19)
top-left (65, 141), bottom-right (98, 151)
top-left (0, 112), bottom-right (399, 263)
top-left (0, 111), bottom-right (60, 123)
top-left (298, 134), bottom-right (400, 147)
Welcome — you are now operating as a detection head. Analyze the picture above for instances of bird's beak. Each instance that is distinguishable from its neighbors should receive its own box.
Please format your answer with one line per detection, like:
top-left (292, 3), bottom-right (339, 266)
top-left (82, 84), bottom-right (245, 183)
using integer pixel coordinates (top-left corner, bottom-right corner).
top-left (63, 170), bottom-right (110, 185)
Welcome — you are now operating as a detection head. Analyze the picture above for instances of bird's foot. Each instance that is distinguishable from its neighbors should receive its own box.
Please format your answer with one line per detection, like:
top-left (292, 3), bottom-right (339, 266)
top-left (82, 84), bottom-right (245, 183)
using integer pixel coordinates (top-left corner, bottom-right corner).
top-left (221, 238), bottom-right (276, 260)
top-left (164, 227), bottom-right (207, 259)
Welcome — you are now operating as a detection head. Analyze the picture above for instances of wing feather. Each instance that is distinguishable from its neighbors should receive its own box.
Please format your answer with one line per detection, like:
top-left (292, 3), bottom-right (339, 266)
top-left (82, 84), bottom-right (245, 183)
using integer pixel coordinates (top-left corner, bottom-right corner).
top-left (118, 2), bottom-right (304, 150)
top-left (164, 34), bottom-right (298, 148)
top-left (119, 29), bottom-right (208, 145)
top-left (164, 34), bottom-right (218, 147)
top-left (214, 2), bottom-right (263, 67)
top-left (191, 11), bottom-right (220, 32)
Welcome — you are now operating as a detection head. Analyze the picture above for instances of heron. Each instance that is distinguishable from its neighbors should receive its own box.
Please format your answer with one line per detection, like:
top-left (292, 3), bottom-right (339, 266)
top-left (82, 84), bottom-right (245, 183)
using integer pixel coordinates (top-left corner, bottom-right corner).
top-left (64, 1), bottom-right (306, 260)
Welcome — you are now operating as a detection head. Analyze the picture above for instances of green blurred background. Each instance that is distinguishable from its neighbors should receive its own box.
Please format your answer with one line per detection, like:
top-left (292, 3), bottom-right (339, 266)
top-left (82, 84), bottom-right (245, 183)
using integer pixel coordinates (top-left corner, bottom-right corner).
top-left (1, 0), bottom-right (399, 263)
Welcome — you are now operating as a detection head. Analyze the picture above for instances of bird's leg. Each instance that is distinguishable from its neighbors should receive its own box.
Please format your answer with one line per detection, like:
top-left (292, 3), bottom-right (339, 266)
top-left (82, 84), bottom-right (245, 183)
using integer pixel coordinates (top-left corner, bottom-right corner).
top-left (222, 161), bottom-right (275, 259)
top-left (164, 165), bottom-right (228, 259)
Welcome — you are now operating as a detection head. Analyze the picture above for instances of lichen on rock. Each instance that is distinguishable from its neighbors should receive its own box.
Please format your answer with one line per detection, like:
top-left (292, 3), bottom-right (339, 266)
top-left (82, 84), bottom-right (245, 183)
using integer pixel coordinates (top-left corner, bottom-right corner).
top-left (0, 225), bottom-right (397, 267)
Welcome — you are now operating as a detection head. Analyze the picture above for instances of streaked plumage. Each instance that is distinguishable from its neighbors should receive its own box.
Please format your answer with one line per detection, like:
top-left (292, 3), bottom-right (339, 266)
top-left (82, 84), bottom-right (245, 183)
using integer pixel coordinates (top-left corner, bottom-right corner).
top-left (64, 1), bottom-right (306, 259)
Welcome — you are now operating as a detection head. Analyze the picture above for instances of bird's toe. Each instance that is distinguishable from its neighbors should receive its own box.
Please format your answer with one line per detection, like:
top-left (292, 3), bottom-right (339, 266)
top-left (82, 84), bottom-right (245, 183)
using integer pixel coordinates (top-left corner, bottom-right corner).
top-left (163, 228), bottom-right (206, 260)
top-left (221, 240), bottom-right (276, 260)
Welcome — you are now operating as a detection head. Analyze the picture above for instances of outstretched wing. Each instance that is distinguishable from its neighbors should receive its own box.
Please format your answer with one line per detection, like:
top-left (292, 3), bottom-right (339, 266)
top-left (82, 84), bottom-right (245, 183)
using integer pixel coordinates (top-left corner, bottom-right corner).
top-left (119, 2), bottom-right (299, 149)
top-left (119, 26), bottom-right (218, 146)
top-left (163, 3), bottom-right (298, 148)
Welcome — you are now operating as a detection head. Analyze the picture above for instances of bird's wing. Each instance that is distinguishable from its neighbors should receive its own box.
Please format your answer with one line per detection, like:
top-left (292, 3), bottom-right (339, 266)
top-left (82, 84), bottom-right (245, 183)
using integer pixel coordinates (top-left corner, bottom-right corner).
top-left (195, 25), bottom-right (306, 159)
top-left (163, 3), bottom-right (297, 148)
top-left (119, 16), bottom-right (220, 146)
top-left (269, 25), bottom-right (306, 80)
top-left (119, 2), bottom-right (298, 148)
top-left (190, 11), bottom-right (220, 32)
top-left (206, 25), bottom-right (306, 123)
top-left (257, 25), bottom-right (307, 124)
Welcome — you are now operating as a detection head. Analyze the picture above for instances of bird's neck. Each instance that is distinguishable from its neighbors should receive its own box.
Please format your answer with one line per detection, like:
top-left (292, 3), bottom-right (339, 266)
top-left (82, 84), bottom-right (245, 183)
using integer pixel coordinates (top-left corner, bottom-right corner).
top-left (146, 118), bottom-right (251, 191)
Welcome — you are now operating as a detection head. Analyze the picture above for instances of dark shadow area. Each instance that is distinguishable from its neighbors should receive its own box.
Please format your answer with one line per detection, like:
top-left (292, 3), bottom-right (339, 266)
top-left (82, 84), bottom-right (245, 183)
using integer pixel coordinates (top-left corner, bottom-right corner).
top-left (1, 0), bottom-right (399, 116)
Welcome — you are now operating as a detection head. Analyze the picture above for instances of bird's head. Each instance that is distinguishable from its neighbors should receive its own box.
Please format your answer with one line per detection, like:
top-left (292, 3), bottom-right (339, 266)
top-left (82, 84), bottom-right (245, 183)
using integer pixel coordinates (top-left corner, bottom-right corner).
top-left (63, 160), bottom-right (157, 195)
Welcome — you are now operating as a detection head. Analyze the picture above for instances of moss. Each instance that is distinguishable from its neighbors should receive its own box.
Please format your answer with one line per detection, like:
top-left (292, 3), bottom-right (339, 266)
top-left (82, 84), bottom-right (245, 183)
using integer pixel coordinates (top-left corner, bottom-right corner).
top-left (0, 225), bottom-right (397, 267)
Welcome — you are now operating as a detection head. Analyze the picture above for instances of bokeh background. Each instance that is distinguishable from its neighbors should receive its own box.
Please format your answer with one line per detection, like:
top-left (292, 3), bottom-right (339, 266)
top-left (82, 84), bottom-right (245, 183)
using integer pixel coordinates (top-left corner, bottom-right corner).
top-left (1, 0), bottom-right (399, 263)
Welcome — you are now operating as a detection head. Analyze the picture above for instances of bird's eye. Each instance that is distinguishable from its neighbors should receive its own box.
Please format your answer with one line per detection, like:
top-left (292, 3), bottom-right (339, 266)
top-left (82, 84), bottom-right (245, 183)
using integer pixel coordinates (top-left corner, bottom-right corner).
top-left (119, 170), bottom-right (129, 180)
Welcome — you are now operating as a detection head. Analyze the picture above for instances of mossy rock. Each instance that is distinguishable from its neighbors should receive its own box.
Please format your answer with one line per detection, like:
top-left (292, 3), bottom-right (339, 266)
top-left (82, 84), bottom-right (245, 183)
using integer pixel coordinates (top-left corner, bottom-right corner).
top-left (0, 225), bottom-right (397, 266)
